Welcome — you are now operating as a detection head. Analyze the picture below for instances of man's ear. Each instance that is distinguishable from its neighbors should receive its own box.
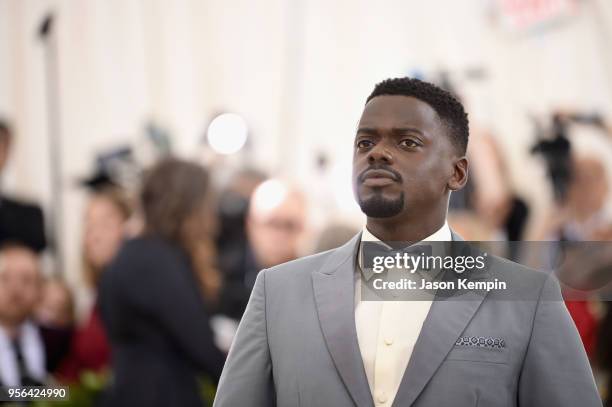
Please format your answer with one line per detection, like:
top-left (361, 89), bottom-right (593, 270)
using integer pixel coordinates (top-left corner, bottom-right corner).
top-left (448, 157), bottom-right (468, 191)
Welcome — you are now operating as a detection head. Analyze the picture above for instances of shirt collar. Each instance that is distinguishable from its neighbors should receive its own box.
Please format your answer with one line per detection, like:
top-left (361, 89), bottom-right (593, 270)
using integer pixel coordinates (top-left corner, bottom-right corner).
top-left (360, 220), bottom-right (452, 244)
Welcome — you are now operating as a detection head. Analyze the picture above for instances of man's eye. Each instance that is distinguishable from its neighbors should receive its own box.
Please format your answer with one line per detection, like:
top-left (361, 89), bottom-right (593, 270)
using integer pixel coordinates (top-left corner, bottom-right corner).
top-left (400, 139), bottom-right (419, 148)
top-left (356, 140), bottom-right (374, 149)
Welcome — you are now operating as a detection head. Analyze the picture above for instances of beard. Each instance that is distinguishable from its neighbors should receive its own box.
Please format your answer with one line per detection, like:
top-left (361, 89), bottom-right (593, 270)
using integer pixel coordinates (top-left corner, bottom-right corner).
top-left (358, 191), bottom-right (404, 218)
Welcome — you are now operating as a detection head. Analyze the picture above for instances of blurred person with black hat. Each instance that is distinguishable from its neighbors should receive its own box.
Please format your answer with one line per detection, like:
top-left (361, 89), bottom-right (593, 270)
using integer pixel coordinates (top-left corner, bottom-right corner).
top-left (54, 158), bottom-right (133, 383)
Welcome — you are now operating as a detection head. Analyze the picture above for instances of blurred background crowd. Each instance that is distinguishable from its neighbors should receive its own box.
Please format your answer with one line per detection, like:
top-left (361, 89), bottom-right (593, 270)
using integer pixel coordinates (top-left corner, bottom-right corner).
top-left (2, 0), bottom-right (612, 405)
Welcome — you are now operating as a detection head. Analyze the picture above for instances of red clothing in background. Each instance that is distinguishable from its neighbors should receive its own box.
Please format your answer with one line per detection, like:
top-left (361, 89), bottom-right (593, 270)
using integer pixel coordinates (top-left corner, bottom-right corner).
top-left (56, 305), bottom-right (110, 382)
top-left (565, 300), bottom-right (598, 360)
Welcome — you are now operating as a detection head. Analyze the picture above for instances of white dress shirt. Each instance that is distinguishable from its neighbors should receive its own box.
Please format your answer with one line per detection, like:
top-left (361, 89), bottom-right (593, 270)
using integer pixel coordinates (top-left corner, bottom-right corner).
top-left (0, 321), bottom-right (46, 386)
top-left (355, 222), bottom-right (451, 406)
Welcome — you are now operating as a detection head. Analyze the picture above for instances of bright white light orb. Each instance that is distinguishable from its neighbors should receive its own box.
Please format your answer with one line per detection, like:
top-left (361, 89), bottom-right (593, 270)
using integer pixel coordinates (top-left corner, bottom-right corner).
top-left (250, 179), bottom-right (288, 216)
top-left (207, 113), bottom-right (248, 154)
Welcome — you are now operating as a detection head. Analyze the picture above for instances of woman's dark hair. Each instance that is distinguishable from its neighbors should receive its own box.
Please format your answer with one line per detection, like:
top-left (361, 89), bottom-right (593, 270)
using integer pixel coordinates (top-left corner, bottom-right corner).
top-left (140, 158), bottom-right (220, 300)
top-left (141, 158), bottom-right (210, 241)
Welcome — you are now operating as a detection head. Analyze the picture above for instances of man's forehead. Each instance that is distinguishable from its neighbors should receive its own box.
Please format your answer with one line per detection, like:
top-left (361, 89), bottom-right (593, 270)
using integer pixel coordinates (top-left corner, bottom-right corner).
top-left (0, 248), bottom-right (39, 268)
top-left (358, 95), bottom-right (440, 127)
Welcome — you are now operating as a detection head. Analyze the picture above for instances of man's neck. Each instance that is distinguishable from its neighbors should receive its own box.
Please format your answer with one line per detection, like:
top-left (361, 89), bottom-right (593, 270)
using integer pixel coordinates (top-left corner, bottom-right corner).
top-left (366, 213), bottom-right (447, 243)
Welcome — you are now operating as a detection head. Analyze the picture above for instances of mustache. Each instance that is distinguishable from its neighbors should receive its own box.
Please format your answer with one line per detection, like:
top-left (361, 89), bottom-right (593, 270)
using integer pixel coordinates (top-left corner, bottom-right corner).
top-left (358, 165), bottom-right (402, 183)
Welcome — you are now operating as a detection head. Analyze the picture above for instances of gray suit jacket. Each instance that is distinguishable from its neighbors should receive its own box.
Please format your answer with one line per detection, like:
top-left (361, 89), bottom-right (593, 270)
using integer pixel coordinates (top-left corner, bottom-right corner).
top-left (214, 232), bottom-right (601, 406)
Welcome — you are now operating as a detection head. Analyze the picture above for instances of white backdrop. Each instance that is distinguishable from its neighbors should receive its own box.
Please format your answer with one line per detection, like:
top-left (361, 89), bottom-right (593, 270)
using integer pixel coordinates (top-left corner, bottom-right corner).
top-left (1, 0), bottom-right (612, 287)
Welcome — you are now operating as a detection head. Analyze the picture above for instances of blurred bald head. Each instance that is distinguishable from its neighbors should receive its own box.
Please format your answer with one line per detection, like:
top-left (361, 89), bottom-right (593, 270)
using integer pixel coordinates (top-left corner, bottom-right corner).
top-left (247, 180), bottom-right (307, 268)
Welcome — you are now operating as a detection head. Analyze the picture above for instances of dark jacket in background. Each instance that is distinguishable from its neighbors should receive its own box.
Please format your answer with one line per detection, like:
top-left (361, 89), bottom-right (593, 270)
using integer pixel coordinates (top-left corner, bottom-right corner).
top-left (99, 237), bottom-right (225, 407)
top-left (0, 196), bottom-right (46, 252)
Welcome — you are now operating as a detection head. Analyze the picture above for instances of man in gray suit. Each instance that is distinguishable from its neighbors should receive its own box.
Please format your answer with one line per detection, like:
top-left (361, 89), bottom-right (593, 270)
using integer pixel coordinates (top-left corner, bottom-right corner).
top-left (214, 78), bottom-right (601, 406)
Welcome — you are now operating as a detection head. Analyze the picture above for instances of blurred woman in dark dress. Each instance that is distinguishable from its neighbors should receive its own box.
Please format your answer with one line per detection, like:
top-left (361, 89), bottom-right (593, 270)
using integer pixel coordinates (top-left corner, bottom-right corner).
top-left (99, 159), bottom-right (225, 407)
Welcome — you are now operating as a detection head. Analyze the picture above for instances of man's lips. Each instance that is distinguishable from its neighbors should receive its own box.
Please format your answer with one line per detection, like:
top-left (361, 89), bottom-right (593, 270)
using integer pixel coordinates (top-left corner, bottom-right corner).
top-left (363, 177), bottom-right (395, 187)
top-left (360, 169), bottom-right (399, 187)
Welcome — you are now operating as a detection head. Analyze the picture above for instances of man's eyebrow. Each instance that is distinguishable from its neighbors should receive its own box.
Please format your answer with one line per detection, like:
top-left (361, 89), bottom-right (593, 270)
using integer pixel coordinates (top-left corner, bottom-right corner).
top-left (391, 127), bottom-right (425, 136)
top-left (356, 127), bottom-right (379, 136)
top-left (356, 127), bottom-right (426, 137)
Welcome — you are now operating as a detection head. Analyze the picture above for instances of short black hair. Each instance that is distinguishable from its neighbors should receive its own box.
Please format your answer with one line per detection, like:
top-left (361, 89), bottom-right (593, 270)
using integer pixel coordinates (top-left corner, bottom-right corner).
top-left (366, 77), bottom-right (469, 154)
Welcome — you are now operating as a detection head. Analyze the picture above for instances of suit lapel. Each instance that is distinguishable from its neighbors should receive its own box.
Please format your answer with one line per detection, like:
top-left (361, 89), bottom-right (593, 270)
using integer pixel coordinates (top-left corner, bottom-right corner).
top-left (391, 231), bottom-right (489, 407)
top-left (312, 233), bottom-right (374, 407)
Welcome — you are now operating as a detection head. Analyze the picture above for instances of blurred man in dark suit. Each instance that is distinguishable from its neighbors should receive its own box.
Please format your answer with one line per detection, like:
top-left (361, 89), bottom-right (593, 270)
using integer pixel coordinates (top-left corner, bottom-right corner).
top-left (0, 120), bottom-right (46, 252)
top-left (0, 243), bottom-right (46, 387)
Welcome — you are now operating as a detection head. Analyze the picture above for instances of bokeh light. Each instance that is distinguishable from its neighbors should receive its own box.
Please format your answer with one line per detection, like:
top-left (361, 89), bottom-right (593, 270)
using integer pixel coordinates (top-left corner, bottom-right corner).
top-left (207, 113), bottom-right (248, 155)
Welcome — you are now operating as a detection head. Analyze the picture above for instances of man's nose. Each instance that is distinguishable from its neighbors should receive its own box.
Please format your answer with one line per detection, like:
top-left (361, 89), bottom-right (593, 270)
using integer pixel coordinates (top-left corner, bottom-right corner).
top-left (367, 141), bottom-right (393, 165)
